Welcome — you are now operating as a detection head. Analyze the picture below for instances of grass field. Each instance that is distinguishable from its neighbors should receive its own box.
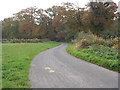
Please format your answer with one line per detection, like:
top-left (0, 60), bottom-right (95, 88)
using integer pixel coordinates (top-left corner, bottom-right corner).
top-left (2, 42), bottom-right (60, 88)
top-left (66, 44), bottom-right (118, 72)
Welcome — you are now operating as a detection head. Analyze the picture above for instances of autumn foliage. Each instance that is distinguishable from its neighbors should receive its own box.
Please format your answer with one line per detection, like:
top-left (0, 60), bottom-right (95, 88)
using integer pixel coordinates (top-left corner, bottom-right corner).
top-left (2, 1), bottom-right (119, 42)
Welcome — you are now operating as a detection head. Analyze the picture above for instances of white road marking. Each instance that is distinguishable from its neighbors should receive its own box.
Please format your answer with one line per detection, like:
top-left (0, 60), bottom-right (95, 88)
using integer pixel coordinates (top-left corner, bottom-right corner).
top-left (49, 70), bottom-right (55, 73)
top-left (44, 67), bottom-right (51, 70)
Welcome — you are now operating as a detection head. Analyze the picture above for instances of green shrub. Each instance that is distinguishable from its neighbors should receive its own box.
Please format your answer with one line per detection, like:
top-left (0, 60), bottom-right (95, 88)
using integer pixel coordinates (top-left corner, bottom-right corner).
top-left (66, 44), bottom-right (118, 72)
top-left (73, 31), bottom-right (106, 49)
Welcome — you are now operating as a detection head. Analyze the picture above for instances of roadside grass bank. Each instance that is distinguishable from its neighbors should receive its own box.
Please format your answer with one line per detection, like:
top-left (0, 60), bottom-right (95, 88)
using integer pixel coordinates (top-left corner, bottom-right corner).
top-left (66, 44), bottom-right (119, 72)
top-left (2, 42), bottom-right (60, 88)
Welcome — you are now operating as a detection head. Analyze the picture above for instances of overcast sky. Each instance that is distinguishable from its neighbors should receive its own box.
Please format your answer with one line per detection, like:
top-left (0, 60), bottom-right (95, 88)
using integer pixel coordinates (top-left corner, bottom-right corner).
top-left (0, 0), bottom-right (119, 20)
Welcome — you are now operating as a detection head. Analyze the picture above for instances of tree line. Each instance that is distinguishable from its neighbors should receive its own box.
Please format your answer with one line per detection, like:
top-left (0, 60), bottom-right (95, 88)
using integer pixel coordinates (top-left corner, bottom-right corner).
top-left (2, 1), bottom-right (119, 42)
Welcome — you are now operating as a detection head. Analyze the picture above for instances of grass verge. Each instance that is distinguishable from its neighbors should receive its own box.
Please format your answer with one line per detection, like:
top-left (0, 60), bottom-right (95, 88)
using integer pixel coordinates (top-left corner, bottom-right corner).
top-left (66, 44), bottom-right (119, 72)
top-left (2, 42), bottom-right (60, 88)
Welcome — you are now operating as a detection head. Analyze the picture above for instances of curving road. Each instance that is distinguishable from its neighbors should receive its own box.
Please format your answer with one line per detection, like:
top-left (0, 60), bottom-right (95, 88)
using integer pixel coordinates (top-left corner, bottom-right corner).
top-left (29, 44), bottom-right (118, 88)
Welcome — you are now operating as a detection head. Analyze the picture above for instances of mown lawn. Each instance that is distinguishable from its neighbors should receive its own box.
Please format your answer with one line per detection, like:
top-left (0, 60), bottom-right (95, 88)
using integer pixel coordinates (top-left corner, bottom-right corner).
top-left (66, 44), bottom-right (119, 72)
top-left (2, 42), bottom-right (60, 88)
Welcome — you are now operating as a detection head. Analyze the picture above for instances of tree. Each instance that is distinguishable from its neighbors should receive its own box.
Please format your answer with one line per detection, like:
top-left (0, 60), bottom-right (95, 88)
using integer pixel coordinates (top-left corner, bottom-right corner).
top-left (87, 0), bottom-right (117, 35)
top-left (15, 7), bottom-right (48, 39)
top-left (2, 17), bottom-right (20, 39)
top-left (46, 6), bottom-right (66, 41)
top-left (19, 21), bottom-right (36, 39)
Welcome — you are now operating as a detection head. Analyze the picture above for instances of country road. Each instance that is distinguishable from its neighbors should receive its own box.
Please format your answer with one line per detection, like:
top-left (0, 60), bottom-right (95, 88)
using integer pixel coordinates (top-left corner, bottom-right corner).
top-left (29, 43), bottom-right (118, 88)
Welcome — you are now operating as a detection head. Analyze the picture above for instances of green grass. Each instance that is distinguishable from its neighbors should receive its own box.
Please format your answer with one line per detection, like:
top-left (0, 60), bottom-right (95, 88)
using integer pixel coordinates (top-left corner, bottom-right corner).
top-left (66, 44), bottom-right (119, 72)
top-left (2, 42), bottom-right (60, 88)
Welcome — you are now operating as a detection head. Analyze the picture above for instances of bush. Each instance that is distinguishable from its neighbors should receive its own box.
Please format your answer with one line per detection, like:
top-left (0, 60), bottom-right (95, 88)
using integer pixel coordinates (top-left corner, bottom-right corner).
top-left (66, 44), bottom-right (118, 72)
top-left (73, 31), bottom-right (106, 49)
top-left (105, 37), bottom-right (120, 48)
top-left (2, 39), bottom-right (44, 43)
top-left (73, 31), bottom-right (120, 49)
top-left (80, 39), bottom-right (91, 48)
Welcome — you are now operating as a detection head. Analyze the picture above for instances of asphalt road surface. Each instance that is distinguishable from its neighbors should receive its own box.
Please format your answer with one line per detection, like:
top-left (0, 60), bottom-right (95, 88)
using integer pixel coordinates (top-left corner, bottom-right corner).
top-left (29, 43), bottom-right (118, 88)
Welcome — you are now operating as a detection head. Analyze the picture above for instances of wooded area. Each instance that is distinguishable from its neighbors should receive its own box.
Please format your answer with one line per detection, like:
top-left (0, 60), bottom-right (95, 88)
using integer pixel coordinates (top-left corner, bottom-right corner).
top-left (2, 1), bottom-right (119, 42)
